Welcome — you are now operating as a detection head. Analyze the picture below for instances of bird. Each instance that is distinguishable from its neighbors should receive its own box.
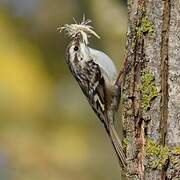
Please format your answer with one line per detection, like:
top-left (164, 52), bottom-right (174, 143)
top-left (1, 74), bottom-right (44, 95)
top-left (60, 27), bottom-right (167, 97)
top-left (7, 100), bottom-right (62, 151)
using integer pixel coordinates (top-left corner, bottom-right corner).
top-left (59, 17), bottom-right (127, 168)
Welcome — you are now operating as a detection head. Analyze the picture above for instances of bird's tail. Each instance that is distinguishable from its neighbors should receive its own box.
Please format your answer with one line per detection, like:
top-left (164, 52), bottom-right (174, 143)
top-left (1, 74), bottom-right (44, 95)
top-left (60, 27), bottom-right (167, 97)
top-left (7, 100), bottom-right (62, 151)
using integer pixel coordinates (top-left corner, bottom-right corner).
top-left (108, 124), bottom-right (127, 168)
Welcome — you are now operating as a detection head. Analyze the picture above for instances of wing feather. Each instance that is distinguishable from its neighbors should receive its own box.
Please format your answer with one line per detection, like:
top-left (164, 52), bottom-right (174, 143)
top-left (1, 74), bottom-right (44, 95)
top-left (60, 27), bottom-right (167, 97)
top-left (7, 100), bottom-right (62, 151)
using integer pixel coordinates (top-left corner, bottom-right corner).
top-left (72, 59), bottom-right (108, 128)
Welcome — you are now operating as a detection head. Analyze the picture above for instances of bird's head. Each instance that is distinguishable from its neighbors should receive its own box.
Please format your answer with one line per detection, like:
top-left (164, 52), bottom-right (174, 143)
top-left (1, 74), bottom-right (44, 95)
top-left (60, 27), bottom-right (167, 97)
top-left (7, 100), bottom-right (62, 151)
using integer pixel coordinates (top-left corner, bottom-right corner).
top-left (58, 16), bottom-right (100, 64)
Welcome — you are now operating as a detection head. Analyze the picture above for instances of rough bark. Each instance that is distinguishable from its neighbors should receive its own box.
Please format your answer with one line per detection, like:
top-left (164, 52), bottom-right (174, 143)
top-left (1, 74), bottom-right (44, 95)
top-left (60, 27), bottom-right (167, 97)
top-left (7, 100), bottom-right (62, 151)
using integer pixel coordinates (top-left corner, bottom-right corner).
top-left (122, 0), bottom-right (180, 179)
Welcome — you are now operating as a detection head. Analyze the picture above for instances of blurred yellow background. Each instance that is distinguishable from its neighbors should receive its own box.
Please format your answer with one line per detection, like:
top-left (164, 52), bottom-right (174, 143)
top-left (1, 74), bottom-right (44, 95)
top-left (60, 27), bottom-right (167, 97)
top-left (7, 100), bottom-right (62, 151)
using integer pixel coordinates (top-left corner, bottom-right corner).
top-left (0, 0), bottom-right (127, 179)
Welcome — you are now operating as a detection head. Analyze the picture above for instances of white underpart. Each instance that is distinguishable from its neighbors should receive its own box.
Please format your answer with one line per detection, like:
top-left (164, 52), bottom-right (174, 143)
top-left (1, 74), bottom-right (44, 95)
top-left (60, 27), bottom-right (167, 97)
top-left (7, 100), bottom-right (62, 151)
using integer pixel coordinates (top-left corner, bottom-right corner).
top-left (80, 43), bottom-right (91, 62)
top-left (89, 47), bottom-right (117, 84)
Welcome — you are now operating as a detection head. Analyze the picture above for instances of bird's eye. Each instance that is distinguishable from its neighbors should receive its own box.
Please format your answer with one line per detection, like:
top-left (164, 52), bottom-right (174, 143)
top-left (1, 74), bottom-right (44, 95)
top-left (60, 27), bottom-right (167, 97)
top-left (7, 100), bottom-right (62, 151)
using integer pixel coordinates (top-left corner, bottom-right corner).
top-left (74, 46), bottom-right (79, 51)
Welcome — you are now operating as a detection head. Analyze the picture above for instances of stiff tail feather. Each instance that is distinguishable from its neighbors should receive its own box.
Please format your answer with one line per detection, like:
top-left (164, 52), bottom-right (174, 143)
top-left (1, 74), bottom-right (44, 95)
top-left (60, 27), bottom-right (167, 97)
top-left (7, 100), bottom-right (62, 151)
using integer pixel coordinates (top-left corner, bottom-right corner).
top-left (108, 124), bottom-right (127, 168)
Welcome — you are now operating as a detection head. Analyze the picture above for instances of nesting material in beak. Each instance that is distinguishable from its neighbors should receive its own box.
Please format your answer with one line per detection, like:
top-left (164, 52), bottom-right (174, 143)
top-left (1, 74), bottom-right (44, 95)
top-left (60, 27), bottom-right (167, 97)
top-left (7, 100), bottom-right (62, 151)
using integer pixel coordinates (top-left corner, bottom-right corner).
top-left (58, 15), bottom-right (100, 45)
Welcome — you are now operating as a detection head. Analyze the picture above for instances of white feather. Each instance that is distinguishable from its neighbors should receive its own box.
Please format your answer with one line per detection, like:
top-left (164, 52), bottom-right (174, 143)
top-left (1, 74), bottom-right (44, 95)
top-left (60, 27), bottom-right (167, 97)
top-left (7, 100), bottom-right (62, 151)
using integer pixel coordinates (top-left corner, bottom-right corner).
top-left (89, 48), bottom-right (117, 83)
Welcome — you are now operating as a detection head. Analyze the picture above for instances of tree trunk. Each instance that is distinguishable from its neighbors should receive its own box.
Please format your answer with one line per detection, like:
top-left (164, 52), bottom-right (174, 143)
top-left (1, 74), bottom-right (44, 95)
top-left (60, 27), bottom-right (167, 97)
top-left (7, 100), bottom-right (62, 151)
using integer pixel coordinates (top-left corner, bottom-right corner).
top-left (122, 0), bottom-right (180, 179)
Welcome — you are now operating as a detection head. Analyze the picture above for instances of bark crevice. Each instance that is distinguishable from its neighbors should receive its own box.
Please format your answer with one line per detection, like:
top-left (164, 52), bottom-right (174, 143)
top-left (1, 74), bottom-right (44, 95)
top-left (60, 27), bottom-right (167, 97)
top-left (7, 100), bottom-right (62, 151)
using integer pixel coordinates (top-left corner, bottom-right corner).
top-left (159, 1), bottom-right (171, 178)
top-left (159, 0), bottom-right (171, 146)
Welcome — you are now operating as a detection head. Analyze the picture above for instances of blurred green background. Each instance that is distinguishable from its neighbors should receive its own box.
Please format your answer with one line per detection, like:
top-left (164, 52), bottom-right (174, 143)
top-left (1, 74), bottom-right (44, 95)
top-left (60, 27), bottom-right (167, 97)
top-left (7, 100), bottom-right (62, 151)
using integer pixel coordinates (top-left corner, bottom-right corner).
top-left (0, 0), bottom-right (127, 179)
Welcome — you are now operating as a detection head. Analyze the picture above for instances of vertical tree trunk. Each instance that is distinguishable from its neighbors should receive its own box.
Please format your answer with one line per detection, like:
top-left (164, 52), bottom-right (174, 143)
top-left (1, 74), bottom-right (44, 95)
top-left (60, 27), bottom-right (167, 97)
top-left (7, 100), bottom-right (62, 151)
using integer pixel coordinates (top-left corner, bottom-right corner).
top-left (122, 0), bottom-right (180, 179)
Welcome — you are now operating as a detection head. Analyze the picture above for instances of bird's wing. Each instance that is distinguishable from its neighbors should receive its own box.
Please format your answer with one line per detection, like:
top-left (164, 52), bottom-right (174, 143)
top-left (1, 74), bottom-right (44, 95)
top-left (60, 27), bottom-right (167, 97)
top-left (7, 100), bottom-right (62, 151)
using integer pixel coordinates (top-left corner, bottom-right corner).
top-left (74, 59), bottom-right (109, 129)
